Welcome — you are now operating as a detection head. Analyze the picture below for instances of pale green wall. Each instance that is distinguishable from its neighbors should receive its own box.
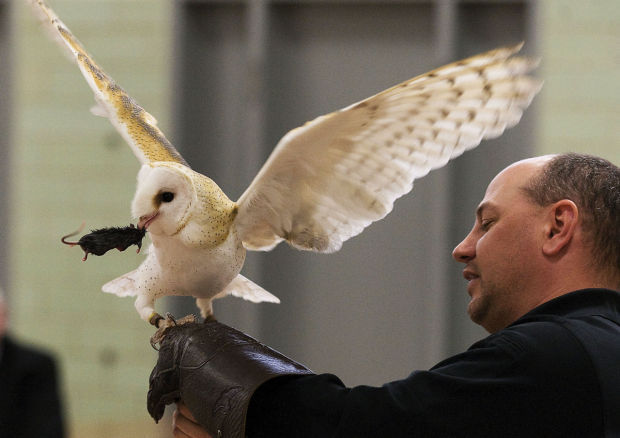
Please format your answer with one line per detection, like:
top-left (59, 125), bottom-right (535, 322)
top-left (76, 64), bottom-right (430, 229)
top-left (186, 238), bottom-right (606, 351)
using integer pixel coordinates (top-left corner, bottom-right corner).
top-left (12, 1), bottom-right (172, 436)
top-left (9, 1), bottom-right (619, 437)
top-left (537, 0), bottom-right (619, 162)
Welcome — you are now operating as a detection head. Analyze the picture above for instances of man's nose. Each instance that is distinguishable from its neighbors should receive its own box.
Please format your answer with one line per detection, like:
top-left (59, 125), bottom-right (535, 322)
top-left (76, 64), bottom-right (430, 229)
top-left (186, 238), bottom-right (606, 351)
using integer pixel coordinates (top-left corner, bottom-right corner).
top-left (452, 233), bottom-right (475, 263)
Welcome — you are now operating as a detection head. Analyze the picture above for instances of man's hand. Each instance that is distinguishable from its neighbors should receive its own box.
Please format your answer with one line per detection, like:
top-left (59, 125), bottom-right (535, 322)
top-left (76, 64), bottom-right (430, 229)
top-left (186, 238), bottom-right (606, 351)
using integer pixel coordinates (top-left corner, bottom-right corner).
top-left (173, 402), bottom-right (212, 438)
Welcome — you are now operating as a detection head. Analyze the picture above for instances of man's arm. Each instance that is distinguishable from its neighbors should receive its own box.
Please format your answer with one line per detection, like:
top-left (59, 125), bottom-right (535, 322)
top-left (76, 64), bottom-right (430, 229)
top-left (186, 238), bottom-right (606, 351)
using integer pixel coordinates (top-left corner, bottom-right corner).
top-left (150, 320), bottom-right (599, 438)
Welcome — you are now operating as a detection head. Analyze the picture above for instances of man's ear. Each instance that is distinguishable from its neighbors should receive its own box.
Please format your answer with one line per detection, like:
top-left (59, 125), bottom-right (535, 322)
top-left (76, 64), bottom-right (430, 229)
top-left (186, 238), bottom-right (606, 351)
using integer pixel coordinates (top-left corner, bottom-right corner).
top-left (542, 199), bottom-right (579, 256)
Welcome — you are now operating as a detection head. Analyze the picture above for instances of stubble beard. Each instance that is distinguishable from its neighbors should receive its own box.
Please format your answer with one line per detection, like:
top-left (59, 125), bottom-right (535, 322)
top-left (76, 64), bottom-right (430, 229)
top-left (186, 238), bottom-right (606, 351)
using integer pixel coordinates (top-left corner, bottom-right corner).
top-left (467, 277), bottom-right (518, 333)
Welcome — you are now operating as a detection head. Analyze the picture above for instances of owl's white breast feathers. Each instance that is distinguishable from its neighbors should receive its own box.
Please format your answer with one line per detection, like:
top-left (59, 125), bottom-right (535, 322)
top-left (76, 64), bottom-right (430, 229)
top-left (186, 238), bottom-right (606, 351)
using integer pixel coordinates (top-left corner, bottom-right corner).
top-left (235, 43), bottom-right (542, 253)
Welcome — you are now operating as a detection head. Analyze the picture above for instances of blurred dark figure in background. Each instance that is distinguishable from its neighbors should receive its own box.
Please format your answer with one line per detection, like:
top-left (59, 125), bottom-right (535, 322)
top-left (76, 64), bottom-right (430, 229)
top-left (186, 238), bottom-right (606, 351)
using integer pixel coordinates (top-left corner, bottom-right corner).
top-left (0, 288), bottom-right (65, 438)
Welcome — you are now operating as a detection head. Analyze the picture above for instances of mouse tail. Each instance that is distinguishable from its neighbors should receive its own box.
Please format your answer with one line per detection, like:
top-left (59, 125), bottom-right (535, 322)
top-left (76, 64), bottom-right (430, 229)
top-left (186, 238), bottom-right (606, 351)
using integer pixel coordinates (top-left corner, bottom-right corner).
top-left (61, 222), bottom-right (86, 246)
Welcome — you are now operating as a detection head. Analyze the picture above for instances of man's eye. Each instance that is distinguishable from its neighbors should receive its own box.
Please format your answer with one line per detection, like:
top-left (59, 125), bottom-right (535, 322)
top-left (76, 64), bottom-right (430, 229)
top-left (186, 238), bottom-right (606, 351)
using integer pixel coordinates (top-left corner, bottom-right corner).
top-left (480, 219), bottom-right (493, 231)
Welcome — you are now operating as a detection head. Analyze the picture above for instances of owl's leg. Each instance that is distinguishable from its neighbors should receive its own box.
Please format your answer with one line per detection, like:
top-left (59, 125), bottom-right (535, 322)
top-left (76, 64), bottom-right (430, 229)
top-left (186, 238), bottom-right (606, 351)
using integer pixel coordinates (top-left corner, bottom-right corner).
top-left (135, 294), bottom-right (159, 324)
top-left (195, 298), bottom-right (214, 320)
top-left (150, 313), bottom-right (197, 347)
top-left (147, 297), bottom-right (197, 347)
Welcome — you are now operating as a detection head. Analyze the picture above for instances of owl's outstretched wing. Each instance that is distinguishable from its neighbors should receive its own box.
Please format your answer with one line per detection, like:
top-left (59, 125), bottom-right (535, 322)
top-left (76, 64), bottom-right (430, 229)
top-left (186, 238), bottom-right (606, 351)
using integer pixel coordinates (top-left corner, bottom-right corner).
top-left (29, 0), bottom-right (187, 166)
top-left (236, 43), bottom-right (542, 253)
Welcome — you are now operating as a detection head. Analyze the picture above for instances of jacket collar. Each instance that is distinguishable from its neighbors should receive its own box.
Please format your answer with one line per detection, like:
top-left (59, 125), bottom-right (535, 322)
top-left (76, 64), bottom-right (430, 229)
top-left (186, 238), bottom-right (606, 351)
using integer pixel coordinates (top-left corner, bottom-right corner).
top-left (514, 288), bottom-right (620, 324)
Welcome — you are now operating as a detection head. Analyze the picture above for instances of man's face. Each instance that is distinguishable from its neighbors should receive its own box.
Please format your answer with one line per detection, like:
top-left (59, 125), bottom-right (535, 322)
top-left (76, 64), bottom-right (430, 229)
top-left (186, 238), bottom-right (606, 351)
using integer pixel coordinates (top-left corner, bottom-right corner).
top-left (452, 158), bottom-right (551, 333)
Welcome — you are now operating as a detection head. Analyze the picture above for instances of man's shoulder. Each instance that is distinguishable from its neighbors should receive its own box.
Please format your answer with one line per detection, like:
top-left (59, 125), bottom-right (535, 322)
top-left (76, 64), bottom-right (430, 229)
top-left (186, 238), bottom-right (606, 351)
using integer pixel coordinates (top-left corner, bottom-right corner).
top-left (493, 317), bottom-right (583, 355)
top-left (3, 336), bottom-right (57, 371)
top-left (484, 289), bottom-right (620, 357)
top-left (472, 311), bottom-right (619, 390)
top-left (468, 316), bottom-right (581, 363)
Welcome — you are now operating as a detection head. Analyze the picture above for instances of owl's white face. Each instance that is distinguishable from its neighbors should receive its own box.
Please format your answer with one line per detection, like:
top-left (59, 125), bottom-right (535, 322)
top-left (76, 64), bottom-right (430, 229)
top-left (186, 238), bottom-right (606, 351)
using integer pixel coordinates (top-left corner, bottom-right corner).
top-left (132, 164), bottom-right (195, 237)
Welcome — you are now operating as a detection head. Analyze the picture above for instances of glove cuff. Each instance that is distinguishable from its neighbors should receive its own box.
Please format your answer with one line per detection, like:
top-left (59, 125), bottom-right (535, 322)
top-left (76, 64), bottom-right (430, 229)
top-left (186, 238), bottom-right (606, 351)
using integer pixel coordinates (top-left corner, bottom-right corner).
top-left (177, 322), bottom-right (314, 438)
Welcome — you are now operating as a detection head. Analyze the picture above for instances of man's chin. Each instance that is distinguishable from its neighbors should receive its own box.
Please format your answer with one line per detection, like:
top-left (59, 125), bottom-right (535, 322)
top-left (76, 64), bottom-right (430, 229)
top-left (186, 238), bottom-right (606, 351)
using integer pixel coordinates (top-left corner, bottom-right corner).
top-left (467, 296), bottom-right (487, 327)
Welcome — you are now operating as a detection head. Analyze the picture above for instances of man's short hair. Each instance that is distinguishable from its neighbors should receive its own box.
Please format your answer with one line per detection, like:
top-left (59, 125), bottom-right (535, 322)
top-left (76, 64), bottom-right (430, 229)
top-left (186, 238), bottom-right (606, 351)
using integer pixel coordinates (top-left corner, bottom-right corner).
top-left (521, 153), bottom-right (620, 283)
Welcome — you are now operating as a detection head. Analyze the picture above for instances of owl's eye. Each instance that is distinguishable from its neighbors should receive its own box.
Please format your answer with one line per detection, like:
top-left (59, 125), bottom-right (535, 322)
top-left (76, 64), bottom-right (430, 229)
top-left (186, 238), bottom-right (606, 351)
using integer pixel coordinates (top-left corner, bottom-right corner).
top-left (161, 192), bottom-right (175, 203)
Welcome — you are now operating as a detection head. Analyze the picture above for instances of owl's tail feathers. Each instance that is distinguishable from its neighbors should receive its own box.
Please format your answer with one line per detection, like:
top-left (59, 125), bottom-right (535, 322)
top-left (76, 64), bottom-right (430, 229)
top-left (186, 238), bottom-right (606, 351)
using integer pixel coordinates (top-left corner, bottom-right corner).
top-left (217, 274), bottom-right (280, 304)
top-left (102, 270), bottom-right (139, 297)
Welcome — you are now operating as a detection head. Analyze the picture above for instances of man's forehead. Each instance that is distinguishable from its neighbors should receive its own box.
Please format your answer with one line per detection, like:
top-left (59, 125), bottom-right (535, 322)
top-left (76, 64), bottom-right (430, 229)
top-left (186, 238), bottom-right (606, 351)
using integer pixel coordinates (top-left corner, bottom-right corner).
top-left (487, 156), bottom-right (552, 192)
top-left (503, 155), bottom-right (555, 173)
top-left (478, 156), bottom-right (553, 212)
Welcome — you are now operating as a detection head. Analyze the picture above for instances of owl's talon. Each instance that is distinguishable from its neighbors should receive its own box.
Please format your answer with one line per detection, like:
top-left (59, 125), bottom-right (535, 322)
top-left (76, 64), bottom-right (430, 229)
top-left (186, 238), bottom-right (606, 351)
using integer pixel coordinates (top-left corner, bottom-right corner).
top-left (164, 312), bottom-right (176, 325)
top-left (150, 313), bottom-right (196, 348)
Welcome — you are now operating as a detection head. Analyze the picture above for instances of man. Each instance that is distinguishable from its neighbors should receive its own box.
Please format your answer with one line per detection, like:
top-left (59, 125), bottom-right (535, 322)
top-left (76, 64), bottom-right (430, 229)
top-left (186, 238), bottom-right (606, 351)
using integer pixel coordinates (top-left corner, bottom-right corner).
top-left (148, 153), bottom-right (620, 437)
top-left (0, 289), bottom-right (65, 438)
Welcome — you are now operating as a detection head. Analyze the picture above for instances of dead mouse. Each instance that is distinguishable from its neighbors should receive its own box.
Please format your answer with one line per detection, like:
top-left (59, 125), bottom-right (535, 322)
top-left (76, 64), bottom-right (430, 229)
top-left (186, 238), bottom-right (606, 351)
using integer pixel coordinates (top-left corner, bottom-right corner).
top-left (61, 223), bottom-right (146, 261)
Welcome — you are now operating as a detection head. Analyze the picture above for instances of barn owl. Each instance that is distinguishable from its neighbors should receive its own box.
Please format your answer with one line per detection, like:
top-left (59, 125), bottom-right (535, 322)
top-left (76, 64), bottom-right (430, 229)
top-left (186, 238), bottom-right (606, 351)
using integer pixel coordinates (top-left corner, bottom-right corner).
top-left (30, 0), bottom-right (542, 330)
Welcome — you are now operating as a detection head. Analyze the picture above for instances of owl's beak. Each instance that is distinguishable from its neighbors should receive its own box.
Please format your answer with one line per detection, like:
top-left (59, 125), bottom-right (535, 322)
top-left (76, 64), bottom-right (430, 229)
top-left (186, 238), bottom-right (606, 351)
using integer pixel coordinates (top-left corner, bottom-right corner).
top-left (138, 212), bottom-right (159, 230)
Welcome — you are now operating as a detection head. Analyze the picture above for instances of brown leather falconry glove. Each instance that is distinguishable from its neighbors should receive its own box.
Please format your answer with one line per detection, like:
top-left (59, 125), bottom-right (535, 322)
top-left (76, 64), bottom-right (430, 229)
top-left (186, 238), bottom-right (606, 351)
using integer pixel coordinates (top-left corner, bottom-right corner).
top-left (147, 320), bottom-right (314, 438)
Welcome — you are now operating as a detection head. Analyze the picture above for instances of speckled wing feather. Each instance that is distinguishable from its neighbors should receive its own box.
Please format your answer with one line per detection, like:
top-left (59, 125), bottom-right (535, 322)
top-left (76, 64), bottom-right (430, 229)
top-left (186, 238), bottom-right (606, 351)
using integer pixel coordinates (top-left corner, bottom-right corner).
top-left (236, 43), bottom-right (542, 253)
top-left (29, 0), bottom-right (187, 166)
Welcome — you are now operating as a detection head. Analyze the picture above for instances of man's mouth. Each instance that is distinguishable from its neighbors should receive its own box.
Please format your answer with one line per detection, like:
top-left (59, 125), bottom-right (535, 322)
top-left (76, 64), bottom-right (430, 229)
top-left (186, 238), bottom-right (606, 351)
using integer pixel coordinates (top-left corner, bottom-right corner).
top-left (138, 212), bottom-right (159, 230)
top-left (463, 268), bottom-right (480, 296)
top-left (463, 268), bottom-right (480, 281)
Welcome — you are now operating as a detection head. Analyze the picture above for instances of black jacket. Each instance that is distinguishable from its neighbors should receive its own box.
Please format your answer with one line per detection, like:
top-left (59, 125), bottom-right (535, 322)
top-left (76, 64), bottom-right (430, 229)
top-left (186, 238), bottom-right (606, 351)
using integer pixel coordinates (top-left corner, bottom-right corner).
top-left (0, 336), bottom-right (65, 438)
top-left (247, 288), bottom-right (620, 437)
